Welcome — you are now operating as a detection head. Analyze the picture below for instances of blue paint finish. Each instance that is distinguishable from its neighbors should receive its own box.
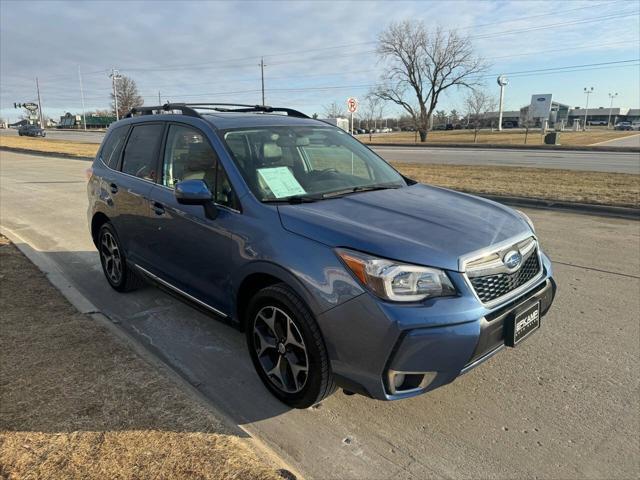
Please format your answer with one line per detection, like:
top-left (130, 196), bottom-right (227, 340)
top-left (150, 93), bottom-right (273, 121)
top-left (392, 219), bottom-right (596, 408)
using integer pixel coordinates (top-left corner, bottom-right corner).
top-left (87, 111), bottom-right (557, 402)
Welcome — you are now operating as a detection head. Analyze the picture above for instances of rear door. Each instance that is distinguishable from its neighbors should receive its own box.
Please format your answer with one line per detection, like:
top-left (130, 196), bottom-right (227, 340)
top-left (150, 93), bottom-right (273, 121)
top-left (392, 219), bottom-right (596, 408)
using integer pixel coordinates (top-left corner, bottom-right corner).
top-left (110, 122), bottom-right (165, 265)
top-left (146, 123), bottom-right (241, 315)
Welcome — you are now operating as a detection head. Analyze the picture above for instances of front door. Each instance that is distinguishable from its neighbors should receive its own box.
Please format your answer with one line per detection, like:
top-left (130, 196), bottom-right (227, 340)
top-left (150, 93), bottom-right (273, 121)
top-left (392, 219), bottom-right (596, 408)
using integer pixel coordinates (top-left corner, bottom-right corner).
top-left (146, 123), bottom-right (241, 315)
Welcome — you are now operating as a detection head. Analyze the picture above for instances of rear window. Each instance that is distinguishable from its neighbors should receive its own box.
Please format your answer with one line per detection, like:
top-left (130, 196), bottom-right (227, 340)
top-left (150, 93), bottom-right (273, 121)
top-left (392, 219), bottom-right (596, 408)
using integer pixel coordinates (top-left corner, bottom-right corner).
top-left (99, 126), bottom-right (128, 169)
top-left (121, 124), bottom-right (164, 181)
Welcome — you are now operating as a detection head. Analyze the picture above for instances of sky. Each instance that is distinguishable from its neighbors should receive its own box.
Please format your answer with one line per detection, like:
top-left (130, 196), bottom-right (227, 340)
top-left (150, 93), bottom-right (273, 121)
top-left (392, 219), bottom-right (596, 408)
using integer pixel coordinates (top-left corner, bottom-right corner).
top-left (1, 0), bottom-right (639, 122)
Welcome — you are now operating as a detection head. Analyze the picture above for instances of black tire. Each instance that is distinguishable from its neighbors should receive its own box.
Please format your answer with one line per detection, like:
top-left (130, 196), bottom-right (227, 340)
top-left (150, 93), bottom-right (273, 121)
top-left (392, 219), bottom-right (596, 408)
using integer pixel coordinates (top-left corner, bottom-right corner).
top-left (246, 283), bottom-right (336, 408)
top-left (97, 222), bottom-right (145, 292)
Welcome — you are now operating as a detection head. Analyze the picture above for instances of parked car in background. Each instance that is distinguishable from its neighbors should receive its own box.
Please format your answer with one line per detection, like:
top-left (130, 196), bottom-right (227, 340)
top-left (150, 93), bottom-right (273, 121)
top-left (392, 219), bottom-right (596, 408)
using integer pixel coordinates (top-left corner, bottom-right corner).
top-left (631, 121), bottom-right (640, 131)
top-left (433, 124), bottom-right (446, 131)
top-left (587, 120), bottom-right (607, 126)
top-left (88, 102), bottom-right (556, 408)
top-left (18, 124), bottom-right (46, 137)
top-left (614, 122), bottom-right (632, 131)
top-left (502, 121), bottom-right (517, 129)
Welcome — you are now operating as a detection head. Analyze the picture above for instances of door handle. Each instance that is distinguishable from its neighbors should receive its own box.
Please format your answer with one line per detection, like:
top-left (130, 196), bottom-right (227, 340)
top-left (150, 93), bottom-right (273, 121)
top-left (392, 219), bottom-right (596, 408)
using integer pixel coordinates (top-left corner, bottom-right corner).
top-left (109, 183), bottom-right (118, 194)
top-left (152, 201), bottom-right (165, 216)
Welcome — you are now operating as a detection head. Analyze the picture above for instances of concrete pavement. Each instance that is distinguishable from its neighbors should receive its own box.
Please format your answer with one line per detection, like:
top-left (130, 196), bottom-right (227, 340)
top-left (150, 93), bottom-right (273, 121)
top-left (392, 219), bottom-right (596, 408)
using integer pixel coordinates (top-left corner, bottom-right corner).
top-left (1, 150), bottom-right (639, 480)
top-left (593, 133), bottom-right (640, 148)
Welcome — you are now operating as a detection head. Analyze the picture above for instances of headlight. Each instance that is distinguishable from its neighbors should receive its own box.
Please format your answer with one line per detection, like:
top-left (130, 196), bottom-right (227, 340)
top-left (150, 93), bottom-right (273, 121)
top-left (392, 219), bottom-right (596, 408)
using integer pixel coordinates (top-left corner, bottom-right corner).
top-left (336, 249), bottom-right (456, 302)
top-left (516, 209), bottom-right (535, 233)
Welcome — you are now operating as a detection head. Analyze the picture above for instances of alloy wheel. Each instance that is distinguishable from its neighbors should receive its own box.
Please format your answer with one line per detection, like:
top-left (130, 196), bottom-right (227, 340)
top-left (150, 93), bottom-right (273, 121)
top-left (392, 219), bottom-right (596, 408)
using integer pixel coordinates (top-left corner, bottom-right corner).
top-left (253, 305), bottom-right (309, 393)
top-left (100, 231), bottom-right (122, 284)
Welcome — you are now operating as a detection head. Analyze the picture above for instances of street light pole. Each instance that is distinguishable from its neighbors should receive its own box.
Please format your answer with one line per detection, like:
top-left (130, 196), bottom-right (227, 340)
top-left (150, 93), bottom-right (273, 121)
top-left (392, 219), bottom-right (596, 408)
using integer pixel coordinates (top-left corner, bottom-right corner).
top-left (583, 87), bottom-right (594, 131)
top-left (607, 92), bottom-right (618, 128)
top-left (497, 75), bottom-right (508, 131)
top-left (35, 77), bottom-right (44, 129)
top-left (110, 68), bottom-right (122, 121)
top-left (78, 66), bottom-right (87, 131)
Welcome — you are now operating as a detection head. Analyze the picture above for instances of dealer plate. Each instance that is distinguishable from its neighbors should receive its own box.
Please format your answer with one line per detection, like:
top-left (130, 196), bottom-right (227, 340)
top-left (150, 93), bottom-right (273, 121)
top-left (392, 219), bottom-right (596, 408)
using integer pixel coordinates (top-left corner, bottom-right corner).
top-left (507, 301), bottom-right (540, 347)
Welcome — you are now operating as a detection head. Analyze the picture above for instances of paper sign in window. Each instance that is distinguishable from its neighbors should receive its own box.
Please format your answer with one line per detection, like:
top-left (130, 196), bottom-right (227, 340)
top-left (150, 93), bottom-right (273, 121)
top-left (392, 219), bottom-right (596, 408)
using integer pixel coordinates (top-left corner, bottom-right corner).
top-left (257, 167), bottom-right (306, 198)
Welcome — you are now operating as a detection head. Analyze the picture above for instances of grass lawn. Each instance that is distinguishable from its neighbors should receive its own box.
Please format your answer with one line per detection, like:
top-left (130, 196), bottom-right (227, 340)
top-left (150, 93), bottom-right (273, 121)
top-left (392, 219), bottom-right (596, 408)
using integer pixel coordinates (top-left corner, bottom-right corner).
top-left (361, 129), bottom-right (638, 146)
top-left (0, 136), bottom-right (99, 158)
top-left (392, 163), bottom-right (639, 208)
top-left (0, 235), bottom-right (285, 480)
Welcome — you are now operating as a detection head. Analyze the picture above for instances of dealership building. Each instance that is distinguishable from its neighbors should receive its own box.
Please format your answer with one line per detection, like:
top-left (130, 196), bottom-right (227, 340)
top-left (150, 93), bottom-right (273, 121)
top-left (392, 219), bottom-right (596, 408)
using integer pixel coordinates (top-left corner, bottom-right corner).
top-left (483, 94), bottom-right (638, 128)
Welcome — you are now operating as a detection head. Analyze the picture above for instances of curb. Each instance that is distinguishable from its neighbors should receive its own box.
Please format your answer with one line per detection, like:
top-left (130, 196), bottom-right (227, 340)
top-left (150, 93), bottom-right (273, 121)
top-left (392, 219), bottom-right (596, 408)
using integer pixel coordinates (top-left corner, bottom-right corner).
top-left (367, 142), bottom-right (640, 153)
top-left (0, 224), bottom-right (303, 480)
top-left (0, 146), bottom-right (94, 161)
top-left (477, 194), bottom-right (639, 220)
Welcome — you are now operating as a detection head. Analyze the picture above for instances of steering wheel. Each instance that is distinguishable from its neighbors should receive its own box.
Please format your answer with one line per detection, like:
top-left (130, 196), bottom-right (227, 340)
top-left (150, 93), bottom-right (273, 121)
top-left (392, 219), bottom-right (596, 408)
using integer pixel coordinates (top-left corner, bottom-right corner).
top-left (315, 168), bottom-right (340, 178)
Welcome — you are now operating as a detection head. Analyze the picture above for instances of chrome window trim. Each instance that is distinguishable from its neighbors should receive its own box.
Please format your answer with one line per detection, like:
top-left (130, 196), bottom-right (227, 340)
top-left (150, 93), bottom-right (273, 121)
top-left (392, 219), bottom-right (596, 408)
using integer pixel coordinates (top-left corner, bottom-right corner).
top-left (134, 264), bottom-right (228, 318)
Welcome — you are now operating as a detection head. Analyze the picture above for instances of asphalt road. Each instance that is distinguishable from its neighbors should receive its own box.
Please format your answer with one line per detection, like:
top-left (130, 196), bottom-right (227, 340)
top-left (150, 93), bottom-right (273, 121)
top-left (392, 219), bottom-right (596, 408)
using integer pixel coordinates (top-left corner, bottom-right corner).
top-left (2, 128), bottom-right (639, 173)
top-left (1, 150), bottom-right (639, 480)
top-left (372, 146), bottom-right (640, 174)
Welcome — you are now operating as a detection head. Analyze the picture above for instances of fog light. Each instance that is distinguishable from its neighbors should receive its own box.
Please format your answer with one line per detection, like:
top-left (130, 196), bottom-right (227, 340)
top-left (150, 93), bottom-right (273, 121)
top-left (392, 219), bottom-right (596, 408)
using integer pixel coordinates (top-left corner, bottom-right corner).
top-left (387, 370), bottom-right (438, 395)
top-left (393, 373), bottom-right (406, 389)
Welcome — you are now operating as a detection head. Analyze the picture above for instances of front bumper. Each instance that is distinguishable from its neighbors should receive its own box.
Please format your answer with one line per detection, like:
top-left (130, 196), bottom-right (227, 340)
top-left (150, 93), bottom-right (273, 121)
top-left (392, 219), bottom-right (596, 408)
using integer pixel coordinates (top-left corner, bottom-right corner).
top-left (317, 251), bottom-right (556, 400)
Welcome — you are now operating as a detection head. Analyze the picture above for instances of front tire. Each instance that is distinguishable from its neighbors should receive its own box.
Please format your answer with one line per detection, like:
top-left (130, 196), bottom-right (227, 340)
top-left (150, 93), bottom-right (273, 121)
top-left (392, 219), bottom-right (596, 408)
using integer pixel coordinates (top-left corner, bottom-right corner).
top-left (97, 223), bottom-right (144, 292)
top-left (246, 283), bottom-right (336, 408)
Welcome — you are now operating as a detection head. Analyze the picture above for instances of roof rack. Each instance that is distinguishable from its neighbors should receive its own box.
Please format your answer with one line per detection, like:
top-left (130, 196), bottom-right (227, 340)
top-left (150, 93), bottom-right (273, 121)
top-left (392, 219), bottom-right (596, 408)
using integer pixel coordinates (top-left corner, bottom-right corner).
top-left (126, 103), bottom-right (308, 119)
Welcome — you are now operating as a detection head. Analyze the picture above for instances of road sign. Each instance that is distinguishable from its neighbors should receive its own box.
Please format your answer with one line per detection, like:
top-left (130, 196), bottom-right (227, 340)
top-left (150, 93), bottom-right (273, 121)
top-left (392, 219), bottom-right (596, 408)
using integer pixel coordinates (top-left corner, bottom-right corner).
top-left (346, 97), bottom-right (358, 113)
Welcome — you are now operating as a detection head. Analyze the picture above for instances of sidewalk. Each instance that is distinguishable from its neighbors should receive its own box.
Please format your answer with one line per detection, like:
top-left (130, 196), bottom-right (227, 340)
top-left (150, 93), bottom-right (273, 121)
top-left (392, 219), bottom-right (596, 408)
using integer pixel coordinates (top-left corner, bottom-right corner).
top-left (0, 235), bottom-right (287, 480)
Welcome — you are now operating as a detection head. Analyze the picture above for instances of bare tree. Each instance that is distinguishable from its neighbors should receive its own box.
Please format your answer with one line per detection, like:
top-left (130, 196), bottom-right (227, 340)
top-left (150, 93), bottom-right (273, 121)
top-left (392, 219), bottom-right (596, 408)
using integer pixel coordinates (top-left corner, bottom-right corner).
top-left (464, 89), bottom-right (497, 143)
top-left (449, 109), bottom-right (460, 124)
top-left (323, 101), bottom-right (346, 118)
top-left (111, 75), bottom-right (143, 118)
top-left (373, 21), bottom-right (488, 142)
top-left (360, 94), bottom-right (385, 139)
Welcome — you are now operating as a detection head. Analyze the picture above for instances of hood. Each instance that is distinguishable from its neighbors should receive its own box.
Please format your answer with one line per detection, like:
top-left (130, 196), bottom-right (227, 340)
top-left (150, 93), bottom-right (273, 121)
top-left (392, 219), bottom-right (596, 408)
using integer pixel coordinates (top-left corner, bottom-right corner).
top-left (277, 184), bottom-right (532, 271)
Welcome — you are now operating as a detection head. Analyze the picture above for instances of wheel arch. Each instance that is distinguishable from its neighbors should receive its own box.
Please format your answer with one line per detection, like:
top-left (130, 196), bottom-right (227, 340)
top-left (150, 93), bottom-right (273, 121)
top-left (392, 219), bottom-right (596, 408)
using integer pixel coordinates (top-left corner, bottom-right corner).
top-left (234, 262), bottom-right (322, 331)
top-left (90, 211), bottom-right (110, 247)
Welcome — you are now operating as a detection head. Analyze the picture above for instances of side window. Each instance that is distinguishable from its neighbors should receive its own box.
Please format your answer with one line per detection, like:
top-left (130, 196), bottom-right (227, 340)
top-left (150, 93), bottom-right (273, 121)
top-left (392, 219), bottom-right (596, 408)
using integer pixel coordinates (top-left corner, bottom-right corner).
top-left (99, 126), bottom-right (128, 168)
top-left (121, 124), bottom-right (164, 181)
top-left (163, 125), bottom-right (217, 189)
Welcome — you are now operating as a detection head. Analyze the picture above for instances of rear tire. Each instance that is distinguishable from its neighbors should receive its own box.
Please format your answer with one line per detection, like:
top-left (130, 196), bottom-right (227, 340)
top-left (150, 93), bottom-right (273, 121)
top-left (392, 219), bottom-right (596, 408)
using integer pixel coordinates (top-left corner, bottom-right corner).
top-left (246, 283), bottom-right (336, 408)
top-left (97, 222), bottom-right (144, 292)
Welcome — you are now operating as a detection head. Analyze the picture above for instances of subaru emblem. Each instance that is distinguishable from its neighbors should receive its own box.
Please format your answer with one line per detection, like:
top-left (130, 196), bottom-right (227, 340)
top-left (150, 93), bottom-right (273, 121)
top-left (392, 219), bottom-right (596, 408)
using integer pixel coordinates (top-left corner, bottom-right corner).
top-left (503, 250), bottom-right (522, 271)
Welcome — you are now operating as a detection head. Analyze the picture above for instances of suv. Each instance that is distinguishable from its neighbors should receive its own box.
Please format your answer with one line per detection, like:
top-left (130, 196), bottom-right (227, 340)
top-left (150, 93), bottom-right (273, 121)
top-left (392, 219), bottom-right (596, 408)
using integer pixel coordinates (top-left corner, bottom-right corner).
top-left (87, 103), bottom-right (556, 408)
top-left (18, 124), bottom-right (46, 137)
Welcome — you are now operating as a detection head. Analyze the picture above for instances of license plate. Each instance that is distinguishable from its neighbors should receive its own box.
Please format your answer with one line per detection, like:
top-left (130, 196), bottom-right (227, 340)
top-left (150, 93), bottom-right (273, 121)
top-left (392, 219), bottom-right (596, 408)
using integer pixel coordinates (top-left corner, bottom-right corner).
top-left (507, 301), bottom-right (540, 347)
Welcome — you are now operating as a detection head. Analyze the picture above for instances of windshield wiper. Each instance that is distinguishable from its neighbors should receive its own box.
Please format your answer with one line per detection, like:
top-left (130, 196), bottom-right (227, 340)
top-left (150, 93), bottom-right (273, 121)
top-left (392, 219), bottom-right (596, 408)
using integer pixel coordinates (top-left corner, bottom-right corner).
top-left (262, 194), bottom-right (321, 204)
top-left (321, 184), bottom-right (402, 199)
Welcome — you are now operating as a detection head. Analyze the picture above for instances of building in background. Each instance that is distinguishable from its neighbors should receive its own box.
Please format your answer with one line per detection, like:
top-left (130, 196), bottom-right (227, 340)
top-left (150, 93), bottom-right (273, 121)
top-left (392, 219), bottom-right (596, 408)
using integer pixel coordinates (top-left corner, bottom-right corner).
top-left (58, 112), bottom-right (115, 129)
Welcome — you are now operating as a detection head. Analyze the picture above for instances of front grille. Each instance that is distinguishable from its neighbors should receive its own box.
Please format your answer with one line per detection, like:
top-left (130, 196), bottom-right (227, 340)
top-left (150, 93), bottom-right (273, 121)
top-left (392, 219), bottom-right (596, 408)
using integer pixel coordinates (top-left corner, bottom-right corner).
top-left (470, 252), bottom-right (541, 303)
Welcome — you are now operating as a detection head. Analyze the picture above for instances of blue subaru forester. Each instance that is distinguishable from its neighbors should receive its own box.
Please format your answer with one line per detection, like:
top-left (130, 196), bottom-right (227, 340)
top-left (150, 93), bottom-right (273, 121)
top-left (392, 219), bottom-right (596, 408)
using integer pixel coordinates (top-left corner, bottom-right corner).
top-left (87, 103), bottom-right (556, 408)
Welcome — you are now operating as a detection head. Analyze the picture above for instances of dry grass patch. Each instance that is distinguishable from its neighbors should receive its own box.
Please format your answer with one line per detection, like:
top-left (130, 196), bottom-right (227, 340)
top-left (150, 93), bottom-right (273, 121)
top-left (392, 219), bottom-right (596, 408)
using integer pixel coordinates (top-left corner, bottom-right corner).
top-left (363, 129), bottom-right (637, 146)
top-left (392, 163), bottom-right (640, 208)
top-left (0, 235), bottom-right (284, 480)
top-left (0, 136), bottom-right (98, 158)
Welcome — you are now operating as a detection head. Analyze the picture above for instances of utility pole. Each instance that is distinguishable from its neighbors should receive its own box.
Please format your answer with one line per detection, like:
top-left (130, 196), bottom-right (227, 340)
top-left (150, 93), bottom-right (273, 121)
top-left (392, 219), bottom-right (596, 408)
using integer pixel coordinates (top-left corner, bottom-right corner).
top-left (78, 66), bottom-right (87, 131)
top-left (497, 75), bottom-right (508, 131)
top-left (110, 68), bottom-right (122, 120)
top-left (158, 91), bottom-right (162, 105)
top-left (259, 57), bottom-right (266, 105)
top-left (583, 87), bottom-right (594, 131)
top-left (35, 77), bottom-right (44, 128)
top-left (607, 92), bottom-right (618, 128)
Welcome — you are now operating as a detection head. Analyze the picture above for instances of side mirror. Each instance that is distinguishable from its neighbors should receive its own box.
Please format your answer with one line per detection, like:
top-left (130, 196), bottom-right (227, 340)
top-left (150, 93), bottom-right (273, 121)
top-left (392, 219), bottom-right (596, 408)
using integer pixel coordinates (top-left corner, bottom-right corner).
top-left (175, 179), bottom-right (217, 220)
top-left (175, 179), bottom-right (213, 205)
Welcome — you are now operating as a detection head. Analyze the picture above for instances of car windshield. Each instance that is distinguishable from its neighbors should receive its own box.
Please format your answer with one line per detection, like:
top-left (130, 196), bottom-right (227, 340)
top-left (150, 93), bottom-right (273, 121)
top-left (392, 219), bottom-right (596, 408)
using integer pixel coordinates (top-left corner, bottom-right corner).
top-left (220, 125), bottom-right (406, 202)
